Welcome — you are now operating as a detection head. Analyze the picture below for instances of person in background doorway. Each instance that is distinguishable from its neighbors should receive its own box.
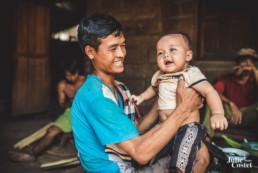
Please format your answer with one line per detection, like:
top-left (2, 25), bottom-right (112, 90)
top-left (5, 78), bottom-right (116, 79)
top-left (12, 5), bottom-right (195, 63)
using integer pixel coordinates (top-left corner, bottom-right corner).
top-left (8, 58), bottom-right (85, 162)
top-left (203, 48), bottom-right (258, 137)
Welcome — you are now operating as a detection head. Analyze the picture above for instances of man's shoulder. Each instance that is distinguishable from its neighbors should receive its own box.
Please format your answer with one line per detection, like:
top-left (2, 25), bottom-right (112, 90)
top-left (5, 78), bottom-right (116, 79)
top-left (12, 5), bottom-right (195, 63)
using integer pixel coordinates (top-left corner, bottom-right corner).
top-left (57, 79), bottom-right (66, 90)
top-left (77, 76), bottom-right (108, 99)
top-left (218, 73), bottom-right (234, 81)
top-left (76, 75), bottom-right (86, 87)
top-left (79, 75), bottom-right (86, 81)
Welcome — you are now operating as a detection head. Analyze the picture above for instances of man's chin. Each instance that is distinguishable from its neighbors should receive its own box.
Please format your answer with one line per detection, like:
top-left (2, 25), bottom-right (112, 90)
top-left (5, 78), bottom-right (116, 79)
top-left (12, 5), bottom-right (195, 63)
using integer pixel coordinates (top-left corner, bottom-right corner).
top-left (114, 67), bottom-right (124, 74)
top-left (115, 71), bottom-right (124, 74)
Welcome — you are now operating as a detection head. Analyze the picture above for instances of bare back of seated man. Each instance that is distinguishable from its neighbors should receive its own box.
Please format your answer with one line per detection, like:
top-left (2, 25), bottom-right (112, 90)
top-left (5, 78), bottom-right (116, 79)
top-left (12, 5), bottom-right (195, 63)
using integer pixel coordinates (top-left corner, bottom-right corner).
top-left (8, 58), bottom-right (85, 162)
top-left (58, 69), bottom-right (86, 107)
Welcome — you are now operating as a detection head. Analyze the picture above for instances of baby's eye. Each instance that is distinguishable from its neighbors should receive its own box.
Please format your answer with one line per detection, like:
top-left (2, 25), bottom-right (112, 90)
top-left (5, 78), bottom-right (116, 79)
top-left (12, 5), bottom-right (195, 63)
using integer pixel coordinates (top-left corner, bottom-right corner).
top-left (157, 51), bottom-right (164, 56)
top-left (170, 48), bottom-right (176, 52)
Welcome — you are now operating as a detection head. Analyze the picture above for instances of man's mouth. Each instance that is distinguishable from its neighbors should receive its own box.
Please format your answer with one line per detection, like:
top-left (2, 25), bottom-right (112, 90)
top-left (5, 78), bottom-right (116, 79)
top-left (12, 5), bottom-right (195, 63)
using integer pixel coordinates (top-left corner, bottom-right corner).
top-left (114, 60), bottom-right (124, 67)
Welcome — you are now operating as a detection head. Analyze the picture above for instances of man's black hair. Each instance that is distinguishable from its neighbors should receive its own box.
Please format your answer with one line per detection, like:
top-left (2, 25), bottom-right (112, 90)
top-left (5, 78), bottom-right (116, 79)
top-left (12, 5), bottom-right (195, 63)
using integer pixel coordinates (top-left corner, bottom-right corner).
top-left (77, 13), bottom-right (123, 57)
top-left (62, 58), bottom-right (80, 75)
top-left (235, 55), bottom-right (257, 65)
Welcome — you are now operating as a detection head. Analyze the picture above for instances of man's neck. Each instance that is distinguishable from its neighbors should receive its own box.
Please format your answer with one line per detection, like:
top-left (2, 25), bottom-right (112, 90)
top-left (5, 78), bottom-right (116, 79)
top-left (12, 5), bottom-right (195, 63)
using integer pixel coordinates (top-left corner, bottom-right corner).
top-left (65, 79), bottom-right (76, 85)
top-left (94, 71), bottom-right (115, 89)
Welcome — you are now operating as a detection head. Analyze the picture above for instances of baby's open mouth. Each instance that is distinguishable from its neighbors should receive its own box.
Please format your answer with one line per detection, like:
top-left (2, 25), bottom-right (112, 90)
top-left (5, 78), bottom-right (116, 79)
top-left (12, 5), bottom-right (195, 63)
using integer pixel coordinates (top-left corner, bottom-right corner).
top-left (165, 60), bottom-right (173, 65)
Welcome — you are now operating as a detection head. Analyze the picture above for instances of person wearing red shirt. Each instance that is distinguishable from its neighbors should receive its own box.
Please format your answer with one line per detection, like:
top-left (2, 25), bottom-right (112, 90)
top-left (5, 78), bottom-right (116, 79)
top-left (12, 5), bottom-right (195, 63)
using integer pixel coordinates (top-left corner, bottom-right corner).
top-left (203, 48), bottom-right (258, 137)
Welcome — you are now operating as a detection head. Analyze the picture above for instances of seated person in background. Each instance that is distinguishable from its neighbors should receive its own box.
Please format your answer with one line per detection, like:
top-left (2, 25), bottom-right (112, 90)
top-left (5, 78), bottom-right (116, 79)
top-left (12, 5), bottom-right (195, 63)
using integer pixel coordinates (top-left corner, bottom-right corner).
top-left (131, 32), bottom-right (228, 172)
top-left (8, 58), bottom-right (86, 162)
top-left (203, 48), bottom-right (258, 137)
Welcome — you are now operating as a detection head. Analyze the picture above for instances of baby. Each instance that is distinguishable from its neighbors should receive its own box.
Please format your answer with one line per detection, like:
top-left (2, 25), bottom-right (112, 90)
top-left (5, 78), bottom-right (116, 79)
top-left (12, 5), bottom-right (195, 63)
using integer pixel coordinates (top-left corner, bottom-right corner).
top-left (131, 33), bottom-right (228, 172)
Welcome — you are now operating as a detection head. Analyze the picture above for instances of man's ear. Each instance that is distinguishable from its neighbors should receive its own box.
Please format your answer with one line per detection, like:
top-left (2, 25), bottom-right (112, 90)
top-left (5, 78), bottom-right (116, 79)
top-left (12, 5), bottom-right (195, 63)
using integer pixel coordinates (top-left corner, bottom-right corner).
top-left (85, 46), bottom-right (95, 60)
top-left (186, 50), bottom-right (193, 62)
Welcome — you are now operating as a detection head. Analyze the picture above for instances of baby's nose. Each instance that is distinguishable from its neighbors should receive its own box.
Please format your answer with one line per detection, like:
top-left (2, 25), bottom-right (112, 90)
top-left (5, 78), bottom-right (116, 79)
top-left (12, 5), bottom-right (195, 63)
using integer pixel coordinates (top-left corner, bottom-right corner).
top-left (164, 52), bottom-right (171, 59)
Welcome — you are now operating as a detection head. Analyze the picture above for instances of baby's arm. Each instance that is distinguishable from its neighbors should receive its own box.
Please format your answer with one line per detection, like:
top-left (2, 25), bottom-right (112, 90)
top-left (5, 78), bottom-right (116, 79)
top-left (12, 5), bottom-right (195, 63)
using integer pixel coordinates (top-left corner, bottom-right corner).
top-left (192, 81), bottom-right (228, 130)
top-left (131, 86), bottom-right (157, 105)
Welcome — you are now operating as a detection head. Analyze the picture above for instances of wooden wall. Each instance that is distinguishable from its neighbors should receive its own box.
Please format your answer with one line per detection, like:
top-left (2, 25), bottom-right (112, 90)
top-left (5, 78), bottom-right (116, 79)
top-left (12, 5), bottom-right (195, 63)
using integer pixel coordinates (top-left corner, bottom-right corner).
top-left (84, 0), bottom-right (258, 112)
top-left (1, 0), bottom-right (258, 116)
top-left (0, 1), bottom-right (13, 116)
top-left (11, 1), bottom-right (51, 116)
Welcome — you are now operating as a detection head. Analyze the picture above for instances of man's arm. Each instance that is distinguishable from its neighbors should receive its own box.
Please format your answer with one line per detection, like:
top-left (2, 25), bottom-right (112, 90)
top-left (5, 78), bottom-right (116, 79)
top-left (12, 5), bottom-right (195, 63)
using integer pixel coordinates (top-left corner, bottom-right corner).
top-left (235, 63), bottom-right (258, 86)
top-left (217, 91), bottom-right (242, 125)
top-left (57, 81), bottom-right (67, 107)
top-left (251, 65), bottom-right (258, 86)
top-left (117, 78), bottom-right (202, 164)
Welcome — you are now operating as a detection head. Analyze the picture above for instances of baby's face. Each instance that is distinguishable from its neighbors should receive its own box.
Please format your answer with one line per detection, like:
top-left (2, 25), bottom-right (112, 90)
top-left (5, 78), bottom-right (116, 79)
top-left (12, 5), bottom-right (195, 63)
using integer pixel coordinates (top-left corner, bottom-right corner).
top-left (156, 34), bottom-right (192, 73)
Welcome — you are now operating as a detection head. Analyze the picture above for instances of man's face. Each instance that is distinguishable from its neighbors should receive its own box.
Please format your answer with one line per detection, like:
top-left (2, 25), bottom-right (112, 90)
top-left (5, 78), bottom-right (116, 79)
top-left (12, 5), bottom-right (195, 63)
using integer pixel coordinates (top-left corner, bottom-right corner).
top-left (65, 71), bottom-right (79, 83)
top-left (156, 34), bottom-right (192, 73)
top-left (236, 58), bottom-right (255, 76)
top-left (91, 33), bottom-right (126, 75)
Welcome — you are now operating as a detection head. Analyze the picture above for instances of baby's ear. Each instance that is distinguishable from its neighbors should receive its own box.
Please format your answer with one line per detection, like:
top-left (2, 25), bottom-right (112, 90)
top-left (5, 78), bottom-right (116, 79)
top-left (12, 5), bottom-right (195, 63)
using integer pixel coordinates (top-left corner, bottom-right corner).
top-left (186, 50), bottom-right (193, 62)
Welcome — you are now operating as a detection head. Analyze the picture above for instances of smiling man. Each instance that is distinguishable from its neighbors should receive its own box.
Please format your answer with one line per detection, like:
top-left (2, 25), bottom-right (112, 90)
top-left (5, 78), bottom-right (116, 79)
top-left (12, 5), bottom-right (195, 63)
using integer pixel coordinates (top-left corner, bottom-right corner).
top-left (71, 13), bottom-right (209, 173)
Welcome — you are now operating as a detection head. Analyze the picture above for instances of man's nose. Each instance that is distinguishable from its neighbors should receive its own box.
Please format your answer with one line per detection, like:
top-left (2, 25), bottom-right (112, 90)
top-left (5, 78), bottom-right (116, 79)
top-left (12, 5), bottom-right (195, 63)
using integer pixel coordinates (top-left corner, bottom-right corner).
top-left (115, 46), bottom-right (126, 57)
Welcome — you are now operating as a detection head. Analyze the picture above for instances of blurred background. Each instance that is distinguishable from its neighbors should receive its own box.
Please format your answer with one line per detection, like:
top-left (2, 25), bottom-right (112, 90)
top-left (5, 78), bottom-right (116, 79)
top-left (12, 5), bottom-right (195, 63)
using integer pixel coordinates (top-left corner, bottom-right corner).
top-left (1, 0), bottom-right (258, 117)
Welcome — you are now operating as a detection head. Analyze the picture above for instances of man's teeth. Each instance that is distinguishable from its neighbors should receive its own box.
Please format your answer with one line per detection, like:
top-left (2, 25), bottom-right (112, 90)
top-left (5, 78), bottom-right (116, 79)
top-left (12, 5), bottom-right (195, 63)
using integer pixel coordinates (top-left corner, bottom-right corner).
top-left (114, 61), bottom-right (123, 66)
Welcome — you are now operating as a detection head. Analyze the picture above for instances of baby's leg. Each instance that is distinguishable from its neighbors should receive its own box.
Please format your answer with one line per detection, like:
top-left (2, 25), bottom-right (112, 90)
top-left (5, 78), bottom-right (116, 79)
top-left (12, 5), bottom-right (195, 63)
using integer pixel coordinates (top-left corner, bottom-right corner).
top-left (193, 142), bottom-right (210, 173)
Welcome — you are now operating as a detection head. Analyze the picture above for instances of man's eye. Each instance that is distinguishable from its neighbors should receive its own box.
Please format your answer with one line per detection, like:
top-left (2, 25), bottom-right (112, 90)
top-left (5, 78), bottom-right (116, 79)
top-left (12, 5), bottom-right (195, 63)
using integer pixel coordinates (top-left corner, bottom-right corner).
top-left (170, 48), bottom-right (176, 51)
top-left (109, 48), bottom-right (116, 51)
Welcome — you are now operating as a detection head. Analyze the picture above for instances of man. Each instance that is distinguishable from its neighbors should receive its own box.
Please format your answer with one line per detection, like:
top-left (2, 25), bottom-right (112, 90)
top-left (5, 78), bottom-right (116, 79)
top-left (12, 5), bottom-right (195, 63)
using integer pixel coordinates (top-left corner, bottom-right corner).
top-left (203, 48), bottom-right (258, 137)
top-left (71, 13), bottom-right (209, 172)
top-left (8, 58), bottom-right (85, 162)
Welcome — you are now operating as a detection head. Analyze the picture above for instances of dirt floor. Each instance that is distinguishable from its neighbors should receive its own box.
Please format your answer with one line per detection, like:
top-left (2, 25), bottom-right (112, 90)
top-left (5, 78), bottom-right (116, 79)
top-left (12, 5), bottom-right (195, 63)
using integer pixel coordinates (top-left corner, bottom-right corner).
top-left (1, 113), bottom-right (258, 173)
top-left (0, 113), bottom-right (85, 173)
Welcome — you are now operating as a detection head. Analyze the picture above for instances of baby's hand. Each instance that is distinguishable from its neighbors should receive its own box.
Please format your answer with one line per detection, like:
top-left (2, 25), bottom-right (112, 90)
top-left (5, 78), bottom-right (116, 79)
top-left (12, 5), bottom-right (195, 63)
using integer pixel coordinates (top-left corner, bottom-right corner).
top-left (210, 114), bottom-right (228, 130)
top-left (130, 95), bottom-right (144, 105)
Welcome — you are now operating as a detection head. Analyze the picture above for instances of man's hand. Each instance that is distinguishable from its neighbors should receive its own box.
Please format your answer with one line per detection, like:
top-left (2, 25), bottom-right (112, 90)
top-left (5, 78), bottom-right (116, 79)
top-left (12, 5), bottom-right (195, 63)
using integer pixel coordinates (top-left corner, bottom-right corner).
top-left (234, 62), bottom-right (257, 76)
top-left (176, 77), bottom-right (203, 113)
top-left (229, 102), bottom-right (242, 124)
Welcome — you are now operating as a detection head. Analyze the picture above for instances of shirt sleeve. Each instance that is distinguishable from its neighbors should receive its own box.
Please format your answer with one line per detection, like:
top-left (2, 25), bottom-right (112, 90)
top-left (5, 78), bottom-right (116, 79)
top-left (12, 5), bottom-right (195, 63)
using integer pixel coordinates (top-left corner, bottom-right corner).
top-left (184, 66), bottom-right (207, 87)
top-left (87, 96), bottom-right (139, 145)
top-left (151, 70), bottom-right (163, 86)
